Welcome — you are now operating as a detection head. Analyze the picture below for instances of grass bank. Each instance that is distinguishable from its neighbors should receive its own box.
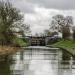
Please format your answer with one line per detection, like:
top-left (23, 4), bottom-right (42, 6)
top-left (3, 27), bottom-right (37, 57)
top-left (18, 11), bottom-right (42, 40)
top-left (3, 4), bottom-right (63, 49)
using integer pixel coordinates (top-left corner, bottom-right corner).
top-left (53, 40), bottom-right (75, 55)
top-left (12, 37), bottom-right (27, 47)
top-left (0, 46), bottom-right (22, 55)
top-left (0, 38), bottom-right (28, 55)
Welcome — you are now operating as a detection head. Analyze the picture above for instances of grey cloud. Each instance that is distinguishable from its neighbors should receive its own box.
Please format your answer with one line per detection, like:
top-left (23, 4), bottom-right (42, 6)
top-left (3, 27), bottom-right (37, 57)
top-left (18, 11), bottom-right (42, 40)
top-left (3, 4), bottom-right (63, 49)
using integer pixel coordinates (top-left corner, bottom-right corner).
top-left (3, 0), bottom-right (75, 13)
top-left (27, 0), bottom-right (75, 10)
top-left (2, 0), bottom-right (75, 13)
top-left (8, 0), bottom-right (35, 13)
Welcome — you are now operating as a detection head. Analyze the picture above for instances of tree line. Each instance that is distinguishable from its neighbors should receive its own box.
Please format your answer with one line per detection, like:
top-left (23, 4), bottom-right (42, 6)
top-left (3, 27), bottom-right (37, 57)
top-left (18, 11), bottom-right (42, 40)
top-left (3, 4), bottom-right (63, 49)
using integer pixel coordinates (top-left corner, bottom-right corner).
top-left (42, 14), bottom-right (75, 41)
top-left (0, 1), bottom-right (30, 45)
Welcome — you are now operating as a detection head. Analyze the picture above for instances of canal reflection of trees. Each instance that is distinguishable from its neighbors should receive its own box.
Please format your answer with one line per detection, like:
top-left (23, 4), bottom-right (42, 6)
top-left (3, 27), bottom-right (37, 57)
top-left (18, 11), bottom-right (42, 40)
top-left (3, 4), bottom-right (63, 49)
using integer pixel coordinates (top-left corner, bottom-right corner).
top-left (0, 55), bottom-right (14, 75)
top-left (61, 50), bottom-right (75, 65)
top-left (0, 61), bottom-right (11, 75)
top-left (62, 50), bottom-right (71, 60)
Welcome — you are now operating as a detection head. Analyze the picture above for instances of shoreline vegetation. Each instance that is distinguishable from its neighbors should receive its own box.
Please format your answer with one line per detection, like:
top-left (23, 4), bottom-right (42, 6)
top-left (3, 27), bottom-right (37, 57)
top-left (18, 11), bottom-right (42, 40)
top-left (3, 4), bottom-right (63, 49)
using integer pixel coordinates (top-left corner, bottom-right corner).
top-left (0, 46), bottom-right (22, 55)
top-left (52, 40), bottom-right (75, 56)
top-left (0, 38), bottom-right (27, 56)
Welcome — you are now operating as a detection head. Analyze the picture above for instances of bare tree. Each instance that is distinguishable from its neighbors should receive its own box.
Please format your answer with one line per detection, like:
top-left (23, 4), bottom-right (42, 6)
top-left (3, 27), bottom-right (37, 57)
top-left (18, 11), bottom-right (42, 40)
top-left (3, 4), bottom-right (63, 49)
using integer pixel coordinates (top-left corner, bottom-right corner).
top-left (43, 29), bottom-right (51, 36)
top-left (50, 14), bottom-right (73, 39)
top-left (72, 26), bottom-right (75, 40)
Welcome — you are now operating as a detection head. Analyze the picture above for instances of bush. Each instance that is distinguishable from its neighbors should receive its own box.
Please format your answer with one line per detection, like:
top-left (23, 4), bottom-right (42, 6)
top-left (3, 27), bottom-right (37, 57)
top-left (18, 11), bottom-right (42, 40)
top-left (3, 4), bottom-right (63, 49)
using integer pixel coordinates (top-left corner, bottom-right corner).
top-left (12, 37), bottom-right (27, 47)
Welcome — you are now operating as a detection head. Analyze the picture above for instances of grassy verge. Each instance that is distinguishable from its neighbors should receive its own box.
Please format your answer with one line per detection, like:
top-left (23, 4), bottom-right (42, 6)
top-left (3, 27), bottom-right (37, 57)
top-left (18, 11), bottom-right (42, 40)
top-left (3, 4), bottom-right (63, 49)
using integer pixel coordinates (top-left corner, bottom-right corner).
top-left (12, 37), bottom-right (27, 47)
top-left (53, 39), bottom-right (75, 55)
top-left (0, 46), bottom-right (22, 55)
top-left (0, 37), bottom-right (27, 55)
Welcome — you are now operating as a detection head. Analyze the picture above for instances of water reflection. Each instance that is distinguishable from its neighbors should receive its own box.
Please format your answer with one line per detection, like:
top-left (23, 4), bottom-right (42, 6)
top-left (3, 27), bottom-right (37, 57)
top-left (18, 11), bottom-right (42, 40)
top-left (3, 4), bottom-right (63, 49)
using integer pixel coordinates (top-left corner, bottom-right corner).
top-left (0, 46), bottom-right (75, 75)
top-left (0, 61), bottom-right (10, 75)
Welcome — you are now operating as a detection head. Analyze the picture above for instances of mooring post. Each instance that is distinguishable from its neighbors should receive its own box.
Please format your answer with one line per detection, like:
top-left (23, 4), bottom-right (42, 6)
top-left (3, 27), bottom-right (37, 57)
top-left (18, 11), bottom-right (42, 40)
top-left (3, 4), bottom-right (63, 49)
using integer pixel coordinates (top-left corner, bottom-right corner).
top-left (69, 56), bottom-right (73, 74)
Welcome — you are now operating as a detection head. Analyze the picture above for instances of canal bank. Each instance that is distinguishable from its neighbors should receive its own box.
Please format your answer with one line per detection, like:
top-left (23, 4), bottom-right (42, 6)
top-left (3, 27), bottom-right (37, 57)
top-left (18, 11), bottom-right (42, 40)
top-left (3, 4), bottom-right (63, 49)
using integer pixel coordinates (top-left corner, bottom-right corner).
top-left (0, 38), bottom-right (28, 55)
top-left (47, 40), bottom-right (75, 57)
top-left (0, 46), bottom-right (22, 55)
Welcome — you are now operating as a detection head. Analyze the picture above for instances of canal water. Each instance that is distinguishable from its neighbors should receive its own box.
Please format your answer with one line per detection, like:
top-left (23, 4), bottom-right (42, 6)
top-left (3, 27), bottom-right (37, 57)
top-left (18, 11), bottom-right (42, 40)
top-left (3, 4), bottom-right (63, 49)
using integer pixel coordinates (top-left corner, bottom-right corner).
top-left (0, 46), bottom-right (75, 75)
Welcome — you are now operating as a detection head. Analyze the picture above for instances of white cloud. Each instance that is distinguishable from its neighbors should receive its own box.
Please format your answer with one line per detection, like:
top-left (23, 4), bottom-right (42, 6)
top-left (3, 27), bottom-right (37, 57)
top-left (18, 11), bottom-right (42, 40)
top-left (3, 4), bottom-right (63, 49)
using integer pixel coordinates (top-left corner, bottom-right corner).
top-left (24, 7), bottom-right (51, 35)
top-left (24, 6), bottom-right (75, 35)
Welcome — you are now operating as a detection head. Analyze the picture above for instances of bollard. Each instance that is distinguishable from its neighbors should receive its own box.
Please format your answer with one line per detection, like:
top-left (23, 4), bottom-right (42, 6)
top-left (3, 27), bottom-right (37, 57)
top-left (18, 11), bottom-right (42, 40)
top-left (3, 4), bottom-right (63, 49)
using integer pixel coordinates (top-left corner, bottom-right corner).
top-left (69, 56), bottom-right (73, 69)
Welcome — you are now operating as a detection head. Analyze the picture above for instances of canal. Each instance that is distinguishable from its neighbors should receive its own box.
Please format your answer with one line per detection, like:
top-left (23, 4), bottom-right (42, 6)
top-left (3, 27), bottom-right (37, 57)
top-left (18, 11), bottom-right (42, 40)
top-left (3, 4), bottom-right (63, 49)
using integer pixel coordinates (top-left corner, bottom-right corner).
top-left (0, 46), bottom-right (75, 75)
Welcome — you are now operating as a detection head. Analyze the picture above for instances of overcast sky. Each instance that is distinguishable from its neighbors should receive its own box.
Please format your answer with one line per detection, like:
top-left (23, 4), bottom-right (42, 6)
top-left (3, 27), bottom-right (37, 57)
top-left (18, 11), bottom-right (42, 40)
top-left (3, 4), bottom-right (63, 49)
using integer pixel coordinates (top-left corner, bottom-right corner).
top-left (7, 0), bottom-right (75, 35)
